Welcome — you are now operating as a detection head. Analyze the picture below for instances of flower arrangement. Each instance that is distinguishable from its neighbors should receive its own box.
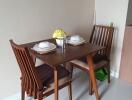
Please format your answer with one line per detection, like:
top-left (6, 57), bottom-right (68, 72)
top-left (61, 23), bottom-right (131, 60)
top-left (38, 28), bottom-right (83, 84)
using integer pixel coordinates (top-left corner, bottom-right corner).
top-left (53, 29), bottom-right (67, 39)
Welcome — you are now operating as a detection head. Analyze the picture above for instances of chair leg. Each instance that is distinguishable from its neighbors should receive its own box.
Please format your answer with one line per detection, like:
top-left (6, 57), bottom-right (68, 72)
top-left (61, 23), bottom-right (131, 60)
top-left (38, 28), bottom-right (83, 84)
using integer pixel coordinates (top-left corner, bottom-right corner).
top-left (21, 88), bottom-right (25, 100)
top-left (89, 78), bottom-right (93, 95)
top-left (87, 55), bottom-right (100, 100)
top-left (37, 92), bottom-right (43, 100)
top-left (107, 65), bottom-right (110, 83)
top-left (54, 69), bottom-right (59, 100)
top-left (38, 98), bottom-right (43, 100)
top-left (68, 83), bottom-right (72, 100)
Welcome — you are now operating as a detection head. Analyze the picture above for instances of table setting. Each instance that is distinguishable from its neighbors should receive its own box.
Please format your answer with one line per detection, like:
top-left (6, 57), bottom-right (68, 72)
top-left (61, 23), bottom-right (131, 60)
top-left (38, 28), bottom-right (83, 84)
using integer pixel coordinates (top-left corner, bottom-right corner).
top-left (32, 29), bottom-right (86, 54)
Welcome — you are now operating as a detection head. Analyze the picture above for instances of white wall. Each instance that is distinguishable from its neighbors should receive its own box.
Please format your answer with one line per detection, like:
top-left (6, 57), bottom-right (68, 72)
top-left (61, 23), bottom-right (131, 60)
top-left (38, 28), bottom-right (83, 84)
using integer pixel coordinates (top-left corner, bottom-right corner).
top-left (0, 0), bottom-right (94, 99)
top-left (95, 0), bottom-right (129, 77)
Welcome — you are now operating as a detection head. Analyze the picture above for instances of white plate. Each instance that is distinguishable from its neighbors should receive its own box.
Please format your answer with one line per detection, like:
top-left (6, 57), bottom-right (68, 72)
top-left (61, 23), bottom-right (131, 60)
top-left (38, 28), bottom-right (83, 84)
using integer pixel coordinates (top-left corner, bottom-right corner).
top-left (32, 43), bottom-right (56, 54)
top-left (68, 38), bottom-right (85, 46)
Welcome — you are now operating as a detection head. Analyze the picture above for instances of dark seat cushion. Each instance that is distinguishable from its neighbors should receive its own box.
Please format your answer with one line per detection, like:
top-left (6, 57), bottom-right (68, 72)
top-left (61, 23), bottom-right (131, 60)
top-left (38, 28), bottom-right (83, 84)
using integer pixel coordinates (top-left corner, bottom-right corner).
top-left (80, 54), bottom-right (108, 63)
top-left (93, 53), bottom-right (108, 63)
top-left (36, 64), bottom-right (69, 86)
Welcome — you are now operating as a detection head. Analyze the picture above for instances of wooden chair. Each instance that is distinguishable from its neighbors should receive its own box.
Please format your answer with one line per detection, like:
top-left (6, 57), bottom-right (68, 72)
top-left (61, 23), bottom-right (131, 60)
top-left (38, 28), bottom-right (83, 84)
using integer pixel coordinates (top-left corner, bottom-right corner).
top-left (70, 25), bottom-right (114, 95)
top-left (10, 40), bottom-right (73, 100)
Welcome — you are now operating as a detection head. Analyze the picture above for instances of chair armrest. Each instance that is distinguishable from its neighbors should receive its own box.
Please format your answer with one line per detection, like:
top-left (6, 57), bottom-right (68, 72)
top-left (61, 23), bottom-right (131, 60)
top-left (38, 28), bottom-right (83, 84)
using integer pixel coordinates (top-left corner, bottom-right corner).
top-left (70, 60), bottom-right (89, 71)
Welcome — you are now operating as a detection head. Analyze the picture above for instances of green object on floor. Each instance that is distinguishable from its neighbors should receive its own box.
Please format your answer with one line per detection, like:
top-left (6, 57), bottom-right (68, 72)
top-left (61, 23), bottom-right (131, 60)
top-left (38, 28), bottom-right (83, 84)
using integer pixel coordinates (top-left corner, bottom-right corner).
top-left (95, 68), bottom-right (107, 81)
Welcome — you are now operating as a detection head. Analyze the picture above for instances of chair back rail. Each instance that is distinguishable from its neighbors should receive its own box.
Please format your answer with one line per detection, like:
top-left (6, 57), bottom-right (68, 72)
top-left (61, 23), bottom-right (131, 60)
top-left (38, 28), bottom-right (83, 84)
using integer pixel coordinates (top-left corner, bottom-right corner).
top-left (10, 40), bottom-right (43, 98)
top-left (90, 25), bottom-right (114, 59)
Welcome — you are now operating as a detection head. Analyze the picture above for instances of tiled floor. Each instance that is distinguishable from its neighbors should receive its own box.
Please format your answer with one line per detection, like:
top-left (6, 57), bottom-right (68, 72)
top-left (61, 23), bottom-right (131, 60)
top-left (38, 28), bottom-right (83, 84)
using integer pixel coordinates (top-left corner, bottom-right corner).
top-left (4, 69), bottom-right (132, 100)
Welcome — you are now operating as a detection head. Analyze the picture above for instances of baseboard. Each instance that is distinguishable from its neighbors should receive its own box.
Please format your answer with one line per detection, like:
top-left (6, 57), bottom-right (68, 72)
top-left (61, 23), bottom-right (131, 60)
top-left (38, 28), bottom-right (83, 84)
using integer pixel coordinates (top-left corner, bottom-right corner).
top-left (110, 70), bottom-right (119, 78)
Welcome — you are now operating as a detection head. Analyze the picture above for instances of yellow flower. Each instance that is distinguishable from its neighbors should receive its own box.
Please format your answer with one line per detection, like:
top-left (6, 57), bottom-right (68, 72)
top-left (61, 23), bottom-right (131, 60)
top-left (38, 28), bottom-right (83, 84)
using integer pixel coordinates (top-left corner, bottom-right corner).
top-left (53, 29), bottom-right (67, 39)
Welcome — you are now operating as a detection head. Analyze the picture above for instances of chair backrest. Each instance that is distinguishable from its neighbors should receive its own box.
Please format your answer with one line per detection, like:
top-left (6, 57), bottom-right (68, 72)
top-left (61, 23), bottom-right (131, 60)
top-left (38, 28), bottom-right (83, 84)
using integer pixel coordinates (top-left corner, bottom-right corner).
top-left (90, 25), bottom-right (114, 59)
top-left (10, 40), bottom-right (43, 98)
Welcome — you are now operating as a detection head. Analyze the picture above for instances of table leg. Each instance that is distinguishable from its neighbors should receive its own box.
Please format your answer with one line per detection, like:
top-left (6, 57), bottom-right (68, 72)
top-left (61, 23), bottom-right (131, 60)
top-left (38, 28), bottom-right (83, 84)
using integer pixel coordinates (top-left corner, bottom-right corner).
top-left (54, 69), bottom-right (58, 100)
top-left (87, 55), bottom-right (100, 100)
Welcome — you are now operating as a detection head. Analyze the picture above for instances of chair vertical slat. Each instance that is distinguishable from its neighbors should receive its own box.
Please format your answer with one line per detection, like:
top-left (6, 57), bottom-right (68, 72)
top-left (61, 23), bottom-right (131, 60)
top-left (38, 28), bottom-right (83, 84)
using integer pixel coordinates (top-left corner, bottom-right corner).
top-left (95, 27), bottom-right (99, 44)
top-left (95, 27), bottom-right (99, 45)
top-left (90, 26), bottom-right (96, 44)
top-left (104, 29), bottom-right (109, 46)
top-left (99, 27), bottom-right (105, 47)
top-left (98, 27), bottom-right (101, 44)
top-left (100, 28), bottom-right (106, 55)
top-left (19, 51), bottom-right (31, 94)
top-left (106, 28), bottom-right (114, 59)
top-left (97, 27), bottom-right (103, 45)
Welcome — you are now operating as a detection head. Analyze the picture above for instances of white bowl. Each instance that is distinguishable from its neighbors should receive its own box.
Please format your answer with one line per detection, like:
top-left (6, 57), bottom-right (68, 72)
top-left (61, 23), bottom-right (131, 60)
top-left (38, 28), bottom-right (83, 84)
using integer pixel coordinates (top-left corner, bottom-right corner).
top-left (70, 35), bottom-right (81, 42)
top-left (38, 42), bottom-right (50, 48)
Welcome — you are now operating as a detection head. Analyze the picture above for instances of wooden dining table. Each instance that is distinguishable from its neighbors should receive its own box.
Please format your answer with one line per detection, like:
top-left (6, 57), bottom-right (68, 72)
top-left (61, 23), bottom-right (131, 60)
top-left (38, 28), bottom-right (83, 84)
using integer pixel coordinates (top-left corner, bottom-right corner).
top-left (22, 38), bottom-right (104, 100)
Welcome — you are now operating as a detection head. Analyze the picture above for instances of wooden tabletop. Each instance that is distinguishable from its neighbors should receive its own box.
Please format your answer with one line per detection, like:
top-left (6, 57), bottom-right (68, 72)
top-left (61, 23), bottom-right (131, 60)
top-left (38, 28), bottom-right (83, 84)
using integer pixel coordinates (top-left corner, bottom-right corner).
top-left (22, 39), bottom-right (104, 67)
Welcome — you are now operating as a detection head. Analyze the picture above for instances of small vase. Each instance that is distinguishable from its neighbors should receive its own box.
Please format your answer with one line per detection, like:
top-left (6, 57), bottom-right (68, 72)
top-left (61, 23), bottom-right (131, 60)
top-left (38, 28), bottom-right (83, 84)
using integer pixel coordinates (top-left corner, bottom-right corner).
top-left (56, 38), bottom-right (64, 47)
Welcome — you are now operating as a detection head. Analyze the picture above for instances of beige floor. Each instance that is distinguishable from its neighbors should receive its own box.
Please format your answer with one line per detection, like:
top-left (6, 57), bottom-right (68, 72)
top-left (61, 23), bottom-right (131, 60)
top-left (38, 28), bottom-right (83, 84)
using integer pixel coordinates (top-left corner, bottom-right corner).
top-left (4, 69), bottom-right (132, 100)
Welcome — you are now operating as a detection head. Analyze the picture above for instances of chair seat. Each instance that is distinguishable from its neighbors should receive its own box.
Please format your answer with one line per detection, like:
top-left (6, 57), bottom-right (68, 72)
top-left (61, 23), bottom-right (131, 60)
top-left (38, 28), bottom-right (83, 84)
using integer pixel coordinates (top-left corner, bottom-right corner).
top-left (71, 54), bottom-right (108, 71)
top-left (36, 64), bottom-right (70, 87)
